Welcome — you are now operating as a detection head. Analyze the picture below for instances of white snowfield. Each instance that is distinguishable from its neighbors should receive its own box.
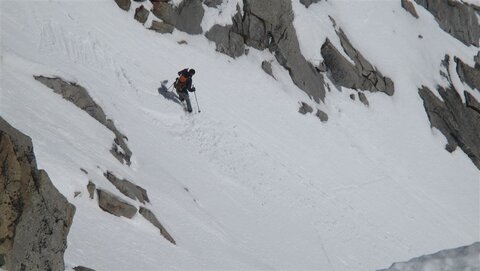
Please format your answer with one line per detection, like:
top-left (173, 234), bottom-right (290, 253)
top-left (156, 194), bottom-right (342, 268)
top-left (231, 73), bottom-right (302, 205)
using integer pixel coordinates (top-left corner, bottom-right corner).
top-left (1, 0), bottom-right (479, 270)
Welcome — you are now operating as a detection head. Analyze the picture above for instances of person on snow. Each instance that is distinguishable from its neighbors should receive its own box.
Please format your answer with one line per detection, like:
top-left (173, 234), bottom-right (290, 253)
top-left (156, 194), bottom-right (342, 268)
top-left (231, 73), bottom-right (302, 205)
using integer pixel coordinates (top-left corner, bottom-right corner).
top-left (174, 68), bottom-right (196, 113)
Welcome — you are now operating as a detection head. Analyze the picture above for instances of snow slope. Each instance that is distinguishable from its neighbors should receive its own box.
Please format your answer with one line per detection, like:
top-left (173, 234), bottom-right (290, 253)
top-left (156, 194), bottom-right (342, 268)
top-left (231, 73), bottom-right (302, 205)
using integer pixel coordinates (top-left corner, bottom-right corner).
top-left (1, 0), bottom-right (479, 270)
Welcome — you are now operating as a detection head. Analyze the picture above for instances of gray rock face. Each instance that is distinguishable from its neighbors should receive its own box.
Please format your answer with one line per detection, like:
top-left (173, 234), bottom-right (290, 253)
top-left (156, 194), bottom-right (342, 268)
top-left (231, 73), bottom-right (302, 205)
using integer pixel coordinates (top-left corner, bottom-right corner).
top-left (114, 0), bottom-right (131, 11)
top-left (414, 0), bottom-right (480, 46)
top-left (465, 91), bottom-right (480, 115)
top-left (358, 92), bottom-right (369, 107)
top-left (104, 171), bottom-right (150, 204)
top-left (315, 109), bottom-right (328, 122)
top-left (379, 242), bottom-right (480, 271)
top-left (176, 0), bottom-right (204, 34)
top-left (151, 0), bottom-right (204, 35)
top-left (0, 117), bottom-right (75, 271)
top-left (299, 0), bottom-right (321, 8)
top-left (74, 266), bottom-right (96, 271)
top-left (204, 0), bottom-right (223, 8)
top-left (150, 20), bottom-right (175, 33)
top-left (455, 57), bottom-right (480, 91)
top-left (151, 2), bottom-right (177, 26)
top-left (401, 0), bottom-right (419, 18)
top-left (206, 1), bottom-right (325, 102)
top-left (321, 29), bottom-right (395, 96)
top-left (261, 61), bottom-right (274, 78)
top-left (87, 181), bottom-right (96, 199)
top-left (419, 83), bottom-right (480, 169)
top-left (134, 5), bottom-right (149, 24)
top-left (34, 76), bottom-right (132, 165)
top-left (298, 102), bottom-right (314, 114)
top-left (139, 207), bottom-right (176, 245)
top-left (245, 0), bottom-right (326, 102)
top-left (96, 189), bottom-right (137, 218)
top-left (205, 24), bottom-right (245, 58)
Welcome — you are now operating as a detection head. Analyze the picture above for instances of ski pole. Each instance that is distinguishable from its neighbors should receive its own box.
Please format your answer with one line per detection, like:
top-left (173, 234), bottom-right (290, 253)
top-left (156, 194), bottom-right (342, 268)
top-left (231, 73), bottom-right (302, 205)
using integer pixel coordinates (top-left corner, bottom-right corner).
top-left (194, 91), bottom-right (201, 113)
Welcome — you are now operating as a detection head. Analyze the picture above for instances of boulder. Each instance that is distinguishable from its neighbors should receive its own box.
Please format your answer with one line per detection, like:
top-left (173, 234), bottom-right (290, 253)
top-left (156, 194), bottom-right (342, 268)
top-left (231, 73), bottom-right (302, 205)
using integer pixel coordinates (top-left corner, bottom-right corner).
top-left (298, 102), bottom-right (314, 114)
top-left (114, 0), bottom-right (131, 11)
top-left (176, 0), bottom-right (204, 34)
top-left (0, 117), bottom-right (75, 271)
top-left (34, 76), bottom-right (132, 165)
top-left (151, 2), bottom-right (177, 26)
top-left (204, 0), bottom-right (223, 8)
top-left (104, 171), bottom-right (149, 204)
top-left (139, 207), bottom-right (176, 245)
top-left (414, 0), bottom-right (480, 46)
top-left (299, 0), bottom-right (321, 8)
top-left (315, 109), bottom-right (328, 122)
top-left (74, 266), bottom-right (96, 271)
top-left (87, 181), bottom-right (96, 199)
top-left (134, 5), bottom-right (149, 25)
top-left (150, 20), bottom-right (175, 33)
top-left (401, 0), bottom-right (419, 18)
top-left (358, 92), bottom-right (369, 106)
top-left (261, 61), bottom-right (274, 78)
top-left (205, 24), bottom-right (244, 58)
top-left (151, 0), bottom-right (204, 35)
top-left (96, 189), bottom-right (137, 218)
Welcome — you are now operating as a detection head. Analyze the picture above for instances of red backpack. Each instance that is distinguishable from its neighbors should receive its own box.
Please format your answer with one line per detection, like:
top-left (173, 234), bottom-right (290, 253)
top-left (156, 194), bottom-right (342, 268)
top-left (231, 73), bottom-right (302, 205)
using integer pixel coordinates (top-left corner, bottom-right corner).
top-left (174, 74), bottom-right (188, 91)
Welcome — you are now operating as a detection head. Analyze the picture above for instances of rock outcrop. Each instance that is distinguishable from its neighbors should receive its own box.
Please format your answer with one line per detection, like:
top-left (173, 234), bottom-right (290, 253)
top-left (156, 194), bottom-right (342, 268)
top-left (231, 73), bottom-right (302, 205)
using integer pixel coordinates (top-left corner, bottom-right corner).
top-left (379, 242), bottom-right (480, 271)
top-left (321, 29), bottom-right (395, 96)
top-left (205, 24), bottom-right (245, 58)
top-left (204, 0), bottom-right (223, 8)
top-left (414, 0), bottom-right (480, 46)
top-left (0, 117), bottom-right (75, 271)
top-left (298, 102), bottom-right (313, 114)
top-left (104, 171), bottom-right (150, 204)
top-left (455, 57), bottom-right (480, 91)
top-left (401, 0), bottom-right (419, 19)
top-left (150, 20), bottom-right (175, 33)
top-left (418, 55), bottom-right (480, 170)
top-left (261, 60), bottom-right (274, 78)
top-left (134, 5), bottom-right (149, 24)
top-left (299, 0), bottom-right (321, 8)
top-left (114, 0), bottom-right (131, 11)
top-left (418, 84), bottom-right (480, 169)
top-left (97, 189), bottom-right (137, 218)
top-left (206, 0), bottom-right (326, 102)
top-left (139, 207), bottom-right (176, 245)
top-left (151, 0), bottom-right (204, 35)
top-left (34, 76), bottom-right (132, 165)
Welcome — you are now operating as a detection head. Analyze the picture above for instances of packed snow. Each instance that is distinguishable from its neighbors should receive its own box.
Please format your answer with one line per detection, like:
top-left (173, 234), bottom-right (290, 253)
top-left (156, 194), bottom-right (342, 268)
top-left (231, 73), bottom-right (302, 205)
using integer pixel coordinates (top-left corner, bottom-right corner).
top-left (1, 0), bottom-right (478, 270)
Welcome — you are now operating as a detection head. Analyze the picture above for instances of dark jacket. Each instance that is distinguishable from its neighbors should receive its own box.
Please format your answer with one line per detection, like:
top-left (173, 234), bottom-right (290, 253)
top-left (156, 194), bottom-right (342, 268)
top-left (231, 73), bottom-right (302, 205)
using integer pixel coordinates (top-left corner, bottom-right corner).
top-left (177, 69), bottom-right (193, 92)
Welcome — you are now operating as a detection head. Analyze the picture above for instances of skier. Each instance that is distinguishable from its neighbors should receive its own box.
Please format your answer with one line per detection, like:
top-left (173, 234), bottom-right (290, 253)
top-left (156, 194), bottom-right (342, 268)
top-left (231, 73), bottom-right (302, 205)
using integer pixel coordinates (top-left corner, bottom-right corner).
top-left (174, 68), bottom-right (196, 113)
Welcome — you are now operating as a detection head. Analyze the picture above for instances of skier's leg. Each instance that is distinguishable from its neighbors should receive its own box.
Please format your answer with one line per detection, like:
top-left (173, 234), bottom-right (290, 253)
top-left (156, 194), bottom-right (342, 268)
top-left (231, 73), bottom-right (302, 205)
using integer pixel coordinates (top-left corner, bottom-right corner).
top-left (185, 95), bottom-right (193, 113)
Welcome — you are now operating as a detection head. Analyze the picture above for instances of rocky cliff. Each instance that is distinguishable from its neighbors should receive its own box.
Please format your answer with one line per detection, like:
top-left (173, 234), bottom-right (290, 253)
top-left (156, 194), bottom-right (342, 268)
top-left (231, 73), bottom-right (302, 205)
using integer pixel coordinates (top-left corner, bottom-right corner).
top-left (0, 117), bottom-right (75, 270)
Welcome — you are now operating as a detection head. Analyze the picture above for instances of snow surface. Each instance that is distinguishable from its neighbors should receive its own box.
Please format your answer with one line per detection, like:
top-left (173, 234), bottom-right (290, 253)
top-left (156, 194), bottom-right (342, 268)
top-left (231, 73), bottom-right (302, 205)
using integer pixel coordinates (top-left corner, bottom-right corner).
top-left (1, 0), bottom-right (479, 270)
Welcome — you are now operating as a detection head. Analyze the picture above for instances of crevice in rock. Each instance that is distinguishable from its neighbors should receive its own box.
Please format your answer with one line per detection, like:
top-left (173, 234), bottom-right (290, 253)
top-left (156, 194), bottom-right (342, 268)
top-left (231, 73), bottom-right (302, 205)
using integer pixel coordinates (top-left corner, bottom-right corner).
top-left (34, 76), bottom-right (132, 166)
top-left (104, 171), bottom-right (149, 204)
